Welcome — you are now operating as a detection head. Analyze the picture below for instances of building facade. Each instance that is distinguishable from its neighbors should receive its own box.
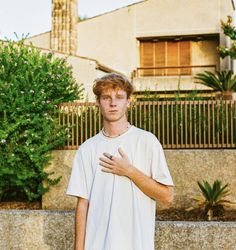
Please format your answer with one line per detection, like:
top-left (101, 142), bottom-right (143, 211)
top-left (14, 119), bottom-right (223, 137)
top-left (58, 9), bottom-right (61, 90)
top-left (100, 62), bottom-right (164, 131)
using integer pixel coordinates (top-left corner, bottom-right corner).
top-left (25, 0), bottom-right (235, 100)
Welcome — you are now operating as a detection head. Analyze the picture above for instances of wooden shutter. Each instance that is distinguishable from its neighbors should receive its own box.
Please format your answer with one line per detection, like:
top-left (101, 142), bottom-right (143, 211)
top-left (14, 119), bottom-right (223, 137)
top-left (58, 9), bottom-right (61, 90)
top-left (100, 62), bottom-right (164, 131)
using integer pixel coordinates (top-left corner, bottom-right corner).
top-left (167, 42), bottom-right (178, 75)
top-left (140, 42), bottom-right (154, 76)
top-left (155, 42), bottom-right (166, 76)
top-left (180, 41), bottom-right (191, 75)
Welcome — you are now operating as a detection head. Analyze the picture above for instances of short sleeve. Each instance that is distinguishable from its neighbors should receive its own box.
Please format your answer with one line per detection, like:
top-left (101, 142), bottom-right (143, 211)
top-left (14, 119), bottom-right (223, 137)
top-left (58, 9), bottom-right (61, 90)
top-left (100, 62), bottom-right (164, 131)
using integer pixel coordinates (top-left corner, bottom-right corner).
top-left (66, 147), bottom-right (93, 199)
top-left (151, 138), bottom-right (174, 186)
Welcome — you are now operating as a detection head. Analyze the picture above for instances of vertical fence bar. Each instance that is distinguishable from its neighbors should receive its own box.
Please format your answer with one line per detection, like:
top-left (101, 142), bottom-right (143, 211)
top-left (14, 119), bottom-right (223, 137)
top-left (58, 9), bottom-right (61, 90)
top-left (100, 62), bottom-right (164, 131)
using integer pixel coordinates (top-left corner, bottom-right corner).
top-left (153, 101), bottom-right (156, 136)
top-left (80, 104), bottom-right (83, 145)
top-left (189, 101), bottom-right (192, 148)
top-left (71, 104), bottom-right (74, 148)
top-left (194, 101), bottom-right (197, 148)
top-left (180, 101), bottom-right (183, 148)
top-left (207, 101), bottom-right (210, 148)
top-left (171, 101), bottom-right (174, 148)
top-left (203, 101), bottom-right (206, 147)
top-left (212, 101), bottom-right (215, 147)
top-left (166, 101), bottom-right (169, 147)
top-left (139, 102), bottom-right (142, 129)
top-left (184, 101), bottom-right (188, 148)
top-left (226, 101), bottom-right (229, 147)
top-left (162, 101), bottom-right (165, 147)
top-left (221, 101), bottom-right (225, 148)
top-left (176, 101), bottom-right (179, 148)
top-left (76, 106), bottom-right (79, 148)
top-left (230, 101), bottom-right (233, 147)
top-left (157, 102), bottom-right (160, 142)
top-left (198, 101), bottom-right (202, 148)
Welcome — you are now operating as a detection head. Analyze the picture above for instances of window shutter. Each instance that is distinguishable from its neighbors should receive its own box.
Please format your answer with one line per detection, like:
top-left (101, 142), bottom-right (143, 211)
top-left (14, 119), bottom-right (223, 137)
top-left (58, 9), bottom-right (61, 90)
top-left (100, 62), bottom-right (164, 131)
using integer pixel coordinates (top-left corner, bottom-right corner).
top-left (140, 42), bottom-right (154, 76)
top-left (167, 42), bottom-right (179, 75)
top-left (155, 42), bottom-right (166, 76)
top-left (180, 41), bottom-right (191, 75)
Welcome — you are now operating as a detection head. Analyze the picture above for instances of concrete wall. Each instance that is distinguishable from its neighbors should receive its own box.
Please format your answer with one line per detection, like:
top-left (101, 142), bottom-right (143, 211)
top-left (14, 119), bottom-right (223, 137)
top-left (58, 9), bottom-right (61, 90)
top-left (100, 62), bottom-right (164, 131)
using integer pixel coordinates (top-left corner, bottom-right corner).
top-left (77, 0), bottom-right (234, 77)
top-left (0, 210), bottom-right (236, 250)
top-left (42, 149), bottom-right (236, 210)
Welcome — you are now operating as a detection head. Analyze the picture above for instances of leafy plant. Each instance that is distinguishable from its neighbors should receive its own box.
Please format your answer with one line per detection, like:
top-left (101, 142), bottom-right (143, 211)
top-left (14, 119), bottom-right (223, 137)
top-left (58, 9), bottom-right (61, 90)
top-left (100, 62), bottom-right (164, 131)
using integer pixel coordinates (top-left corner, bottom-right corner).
top-left (218, 16), bottom-right (236, 59)
top-left (0, 40), bottom-right (84, 202)
top-left (194, 70), bottom-right (236, 92)
top-left (193, 180), bottom-right (234, 221)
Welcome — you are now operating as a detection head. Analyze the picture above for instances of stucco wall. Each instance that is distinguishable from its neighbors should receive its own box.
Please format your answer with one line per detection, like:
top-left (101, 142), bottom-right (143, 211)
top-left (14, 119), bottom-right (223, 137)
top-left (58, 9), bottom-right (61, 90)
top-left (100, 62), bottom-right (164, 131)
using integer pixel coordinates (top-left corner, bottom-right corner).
top-left (0, 210), bottom-right (236, 250)
top-left (25, 32), bottom-right (51, 50)
top-left (77, 0), bottom-right (234, 76)
top-left (42, 149), bottom-right (236, 210)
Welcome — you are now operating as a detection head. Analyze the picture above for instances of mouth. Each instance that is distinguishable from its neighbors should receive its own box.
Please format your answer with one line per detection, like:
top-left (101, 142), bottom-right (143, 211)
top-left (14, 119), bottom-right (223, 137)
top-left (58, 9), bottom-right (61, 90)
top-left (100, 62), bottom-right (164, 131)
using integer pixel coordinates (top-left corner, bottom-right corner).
top-left (108, 110), bottom-right (118, 113)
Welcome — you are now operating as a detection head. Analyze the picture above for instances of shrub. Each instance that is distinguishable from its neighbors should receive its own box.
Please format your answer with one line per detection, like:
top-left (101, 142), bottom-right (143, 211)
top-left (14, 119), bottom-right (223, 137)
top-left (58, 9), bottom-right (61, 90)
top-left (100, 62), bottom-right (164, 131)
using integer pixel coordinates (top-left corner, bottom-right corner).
top-left (0, 41), bottom-right (84, 202)
top-left (193, 180), bottom-right (234, 220)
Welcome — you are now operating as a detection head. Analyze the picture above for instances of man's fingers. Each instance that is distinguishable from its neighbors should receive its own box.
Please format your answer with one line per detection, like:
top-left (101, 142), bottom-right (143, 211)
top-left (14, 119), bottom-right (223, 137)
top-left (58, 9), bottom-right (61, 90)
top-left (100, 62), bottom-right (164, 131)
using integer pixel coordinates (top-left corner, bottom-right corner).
top-left (103, 152), bottom-right (116, 161)
top-left (99, 161), bottom-right (113, 169)
top-left (101, 168), bottom-right (115, 174)
top-left (100, 156), bottom-right (113, 164)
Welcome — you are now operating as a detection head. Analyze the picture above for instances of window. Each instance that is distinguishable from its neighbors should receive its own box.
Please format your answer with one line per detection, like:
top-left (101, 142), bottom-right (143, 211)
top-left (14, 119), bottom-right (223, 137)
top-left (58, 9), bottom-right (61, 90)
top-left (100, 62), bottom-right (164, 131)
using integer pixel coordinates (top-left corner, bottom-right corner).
top-left (140, 40), bottom-right (191, 76)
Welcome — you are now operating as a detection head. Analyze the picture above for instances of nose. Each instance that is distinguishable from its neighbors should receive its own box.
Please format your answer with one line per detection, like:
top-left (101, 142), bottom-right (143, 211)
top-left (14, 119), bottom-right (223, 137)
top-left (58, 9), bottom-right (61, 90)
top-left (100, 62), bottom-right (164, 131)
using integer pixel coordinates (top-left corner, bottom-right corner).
top-left (110, 98), bottom-right (117, 106)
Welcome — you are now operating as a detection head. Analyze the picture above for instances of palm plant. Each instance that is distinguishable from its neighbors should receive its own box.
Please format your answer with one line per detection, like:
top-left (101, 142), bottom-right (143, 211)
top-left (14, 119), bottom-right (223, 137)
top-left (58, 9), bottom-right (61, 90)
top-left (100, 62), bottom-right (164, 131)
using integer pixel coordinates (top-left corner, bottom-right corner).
top-left (193, 180), bottom-right (234, 221)
top-left (194, 70), bottom-right (236, 100)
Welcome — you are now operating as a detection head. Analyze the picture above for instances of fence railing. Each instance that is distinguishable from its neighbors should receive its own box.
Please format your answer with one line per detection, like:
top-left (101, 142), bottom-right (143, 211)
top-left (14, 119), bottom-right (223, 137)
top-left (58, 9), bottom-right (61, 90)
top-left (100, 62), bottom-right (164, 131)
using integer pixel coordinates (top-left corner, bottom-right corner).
top-left (132, 64), bottom-right (217, 77)
top-left (58, 100), bottom-right (236, 149)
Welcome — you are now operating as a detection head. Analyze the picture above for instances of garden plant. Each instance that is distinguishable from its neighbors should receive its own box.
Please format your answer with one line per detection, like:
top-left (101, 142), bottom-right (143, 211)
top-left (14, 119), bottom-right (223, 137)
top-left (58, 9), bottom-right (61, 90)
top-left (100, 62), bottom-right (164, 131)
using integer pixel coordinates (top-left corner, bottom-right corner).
top-left (193, 180), bottom-right (234, 221)
top-left (0, 40), bottom-right (84, 202)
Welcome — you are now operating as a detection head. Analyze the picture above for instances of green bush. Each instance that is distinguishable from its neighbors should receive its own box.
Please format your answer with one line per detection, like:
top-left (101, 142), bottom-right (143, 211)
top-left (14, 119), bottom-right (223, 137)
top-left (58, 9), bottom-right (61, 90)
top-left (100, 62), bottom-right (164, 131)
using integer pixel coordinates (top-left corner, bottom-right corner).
top-left (0, 41), bottom-right (84, 202)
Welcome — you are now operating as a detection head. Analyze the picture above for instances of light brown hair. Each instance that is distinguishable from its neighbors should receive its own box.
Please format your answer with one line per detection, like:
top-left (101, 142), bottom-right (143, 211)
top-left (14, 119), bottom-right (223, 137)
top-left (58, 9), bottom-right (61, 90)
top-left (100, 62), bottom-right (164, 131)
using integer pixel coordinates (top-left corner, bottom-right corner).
top-left (93, 73), bottom-right (134, 100)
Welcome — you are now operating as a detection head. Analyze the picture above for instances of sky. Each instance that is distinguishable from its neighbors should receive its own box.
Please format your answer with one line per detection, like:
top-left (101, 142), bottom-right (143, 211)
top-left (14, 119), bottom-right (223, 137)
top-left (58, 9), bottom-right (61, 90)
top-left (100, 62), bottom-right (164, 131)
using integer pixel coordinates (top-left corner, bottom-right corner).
top-left (0, 0), bottom-right (141, 40)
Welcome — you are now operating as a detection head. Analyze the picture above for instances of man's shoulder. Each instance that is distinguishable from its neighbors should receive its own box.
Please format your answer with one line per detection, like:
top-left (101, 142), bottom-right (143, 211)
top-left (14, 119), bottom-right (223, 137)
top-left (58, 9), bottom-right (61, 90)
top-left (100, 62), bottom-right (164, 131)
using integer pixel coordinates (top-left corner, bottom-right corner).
top-left (132, 126), bottom-right (158, 141)
top-left (78, 133), bottom-right (101, 151)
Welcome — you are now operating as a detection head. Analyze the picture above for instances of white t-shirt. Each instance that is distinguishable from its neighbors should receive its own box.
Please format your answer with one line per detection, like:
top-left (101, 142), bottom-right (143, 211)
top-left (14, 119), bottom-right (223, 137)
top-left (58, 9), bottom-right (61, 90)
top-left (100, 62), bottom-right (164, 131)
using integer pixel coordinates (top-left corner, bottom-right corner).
top-left (66, 126), bottom-right (174, 250)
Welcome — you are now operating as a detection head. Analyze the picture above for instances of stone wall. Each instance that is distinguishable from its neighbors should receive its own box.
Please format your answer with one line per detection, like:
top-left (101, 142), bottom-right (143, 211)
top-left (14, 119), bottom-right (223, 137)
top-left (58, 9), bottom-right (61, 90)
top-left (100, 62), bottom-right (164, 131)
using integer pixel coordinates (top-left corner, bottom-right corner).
top-left (0, 210), bottom-right (236, 250)
top-left (42, 149), bottom-right (236, 210)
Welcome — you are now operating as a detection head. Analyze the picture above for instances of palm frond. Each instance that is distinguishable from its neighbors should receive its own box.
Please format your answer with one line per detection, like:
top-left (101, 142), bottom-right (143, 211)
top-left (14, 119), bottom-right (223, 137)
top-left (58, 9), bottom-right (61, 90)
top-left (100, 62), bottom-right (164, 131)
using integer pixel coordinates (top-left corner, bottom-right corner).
top-left (194, 70), bottom-right (236, 91)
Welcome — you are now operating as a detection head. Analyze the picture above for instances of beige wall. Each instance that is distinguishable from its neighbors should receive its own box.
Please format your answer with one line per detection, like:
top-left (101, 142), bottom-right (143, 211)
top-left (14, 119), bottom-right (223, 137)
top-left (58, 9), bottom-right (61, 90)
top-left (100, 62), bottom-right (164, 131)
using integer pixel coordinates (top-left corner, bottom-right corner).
top-left (77, 0), bottom-right (234, 77)
top-left (25, 32), bottom-right (51, 50)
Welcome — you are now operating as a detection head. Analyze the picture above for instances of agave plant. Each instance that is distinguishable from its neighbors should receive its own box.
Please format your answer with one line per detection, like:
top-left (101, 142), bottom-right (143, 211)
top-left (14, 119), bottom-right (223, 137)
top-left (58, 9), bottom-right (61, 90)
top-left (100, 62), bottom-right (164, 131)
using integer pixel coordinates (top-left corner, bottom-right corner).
top-left (193, 180), bottom-right (234, 221)
top-left (194, 70), bottom-right (236, 100)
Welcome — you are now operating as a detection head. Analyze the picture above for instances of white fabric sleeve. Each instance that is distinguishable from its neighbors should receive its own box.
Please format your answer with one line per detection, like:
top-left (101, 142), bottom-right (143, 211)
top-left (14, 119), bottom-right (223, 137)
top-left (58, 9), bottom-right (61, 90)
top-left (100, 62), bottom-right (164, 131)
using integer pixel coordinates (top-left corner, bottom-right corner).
top-left (151, 138), bottom-right (174, 186)
top-left (66, 148), bottom-right (93, 199)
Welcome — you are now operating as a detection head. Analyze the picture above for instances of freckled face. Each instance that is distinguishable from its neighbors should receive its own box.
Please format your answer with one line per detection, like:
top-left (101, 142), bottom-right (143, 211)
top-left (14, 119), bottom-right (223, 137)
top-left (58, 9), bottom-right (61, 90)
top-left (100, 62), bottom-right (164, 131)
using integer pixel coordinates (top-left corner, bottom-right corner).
top-left (98, 89), bottom-right (130, 122)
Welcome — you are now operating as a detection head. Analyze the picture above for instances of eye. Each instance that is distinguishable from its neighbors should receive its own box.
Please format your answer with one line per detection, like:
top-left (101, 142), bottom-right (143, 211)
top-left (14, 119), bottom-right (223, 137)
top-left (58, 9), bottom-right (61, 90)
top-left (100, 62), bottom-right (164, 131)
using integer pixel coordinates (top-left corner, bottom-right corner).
top-left (116, 95), bottom-right (125, 99)
top-left (101, 96), bottom-right (110, 100)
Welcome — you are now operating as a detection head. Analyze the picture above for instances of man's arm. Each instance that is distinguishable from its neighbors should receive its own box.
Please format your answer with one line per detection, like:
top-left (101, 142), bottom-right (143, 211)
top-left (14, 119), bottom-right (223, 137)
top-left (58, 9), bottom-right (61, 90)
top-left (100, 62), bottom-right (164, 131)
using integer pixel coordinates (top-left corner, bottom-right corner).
top-left (99, 148), bottom-right (174, 205)
top-left (74, 197), bottom-right (89, 250)
top-left (126, 166), bottom-right (174, 205)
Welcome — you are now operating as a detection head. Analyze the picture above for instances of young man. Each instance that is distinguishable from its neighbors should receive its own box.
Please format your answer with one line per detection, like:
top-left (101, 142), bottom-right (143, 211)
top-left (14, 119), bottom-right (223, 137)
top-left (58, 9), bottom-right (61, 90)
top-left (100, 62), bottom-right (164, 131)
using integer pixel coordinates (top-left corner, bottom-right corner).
top-left (67, 73), bottom-right (174, 250)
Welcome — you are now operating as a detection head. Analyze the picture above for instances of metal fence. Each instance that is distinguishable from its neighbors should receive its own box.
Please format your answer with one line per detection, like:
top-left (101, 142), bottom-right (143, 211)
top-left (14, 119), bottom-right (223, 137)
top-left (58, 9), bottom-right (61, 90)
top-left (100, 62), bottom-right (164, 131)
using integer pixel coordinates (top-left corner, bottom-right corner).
top-left (58, 100), bottom-right (236, 149)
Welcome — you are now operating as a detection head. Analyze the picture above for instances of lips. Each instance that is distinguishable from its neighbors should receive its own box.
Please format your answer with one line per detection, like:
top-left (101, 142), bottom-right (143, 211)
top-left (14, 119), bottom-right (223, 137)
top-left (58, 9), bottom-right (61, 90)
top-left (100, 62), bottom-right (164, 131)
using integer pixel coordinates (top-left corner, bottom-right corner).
top-left (108, 110), bottom-right (118, 113)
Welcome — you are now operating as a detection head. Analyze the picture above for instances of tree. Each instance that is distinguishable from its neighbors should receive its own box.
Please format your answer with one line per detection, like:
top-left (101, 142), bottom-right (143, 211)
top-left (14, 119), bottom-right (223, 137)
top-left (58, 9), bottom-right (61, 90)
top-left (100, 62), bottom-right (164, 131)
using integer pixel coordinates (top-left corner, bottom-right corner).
top-left (0, 40), bottom-right (84, 202)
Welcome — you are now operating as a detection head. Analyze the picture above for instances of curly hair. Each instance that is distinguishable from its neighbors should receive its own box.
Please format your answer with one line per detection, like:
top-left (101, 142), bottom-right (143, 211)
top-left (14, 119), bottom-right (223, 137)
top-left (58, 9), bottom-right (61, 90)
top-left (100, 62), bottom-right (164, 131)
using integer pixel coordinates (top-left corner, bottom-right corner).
top-left (93, 73), bottom-right (134, 100)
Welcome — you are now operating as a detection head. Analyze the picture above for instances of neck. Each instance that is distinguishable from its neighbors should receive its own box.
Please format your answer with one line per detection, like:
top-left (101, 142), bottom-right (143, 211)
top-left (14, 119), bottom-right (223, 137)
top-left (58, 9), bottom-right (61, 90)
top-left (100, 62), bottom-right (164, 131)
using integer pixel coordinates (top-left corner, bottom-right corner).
top-left (102, 119), bottom-right (130, 138)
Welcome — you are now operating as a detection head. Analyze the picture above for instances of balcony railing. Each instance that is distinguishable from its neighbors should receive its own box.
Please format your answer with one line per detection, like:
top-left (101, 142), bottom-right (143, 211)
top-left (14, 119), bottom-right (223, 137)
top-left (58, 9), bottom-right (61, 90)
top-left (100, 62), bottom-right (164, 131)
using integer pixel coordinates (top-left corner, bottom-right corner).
top-left (132, 65), bottom-right (217, 78)
top-left (58, 100), bottom-right (236, 150)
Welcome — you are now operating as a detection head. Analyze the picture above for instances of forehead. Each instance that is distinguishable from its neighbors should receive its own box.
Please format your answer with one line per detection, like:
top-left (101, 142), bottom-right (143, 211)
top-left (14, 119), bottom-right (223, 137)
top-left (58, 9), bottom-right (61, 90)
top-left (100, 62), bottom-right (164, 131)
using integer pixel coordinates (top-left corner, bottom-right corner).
top-left (101, 88), bottom-right (127, 96)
